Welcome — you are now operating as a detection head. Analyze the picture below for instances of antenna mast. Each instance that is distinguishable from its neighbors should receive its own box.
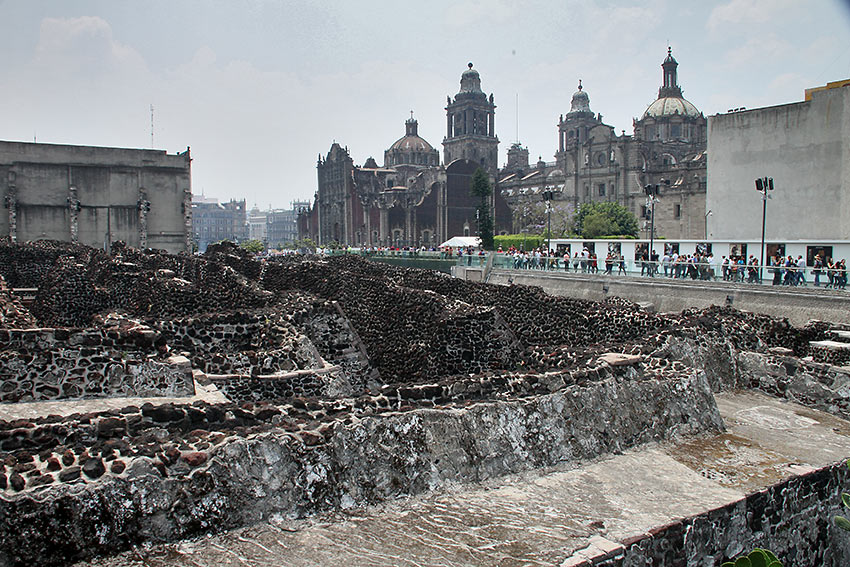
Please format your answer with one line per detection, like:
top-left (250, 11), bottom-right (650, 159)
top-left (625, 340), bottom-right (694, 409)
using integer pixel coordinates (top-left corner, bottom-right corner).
top-left (150, 104), bottom-right (154, 149)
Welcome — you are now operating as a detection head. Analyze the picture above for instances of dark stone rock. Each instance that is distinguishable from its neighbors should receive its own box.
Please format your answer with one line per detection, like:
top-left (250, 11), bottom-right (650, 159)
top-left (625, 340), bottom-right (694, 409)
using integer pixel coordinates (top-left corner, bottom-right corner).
top-left (82, 457), bottom-right (105, 479)
top-left (30, 473), bottom-right (54, 487)
top-left (96, 417), bottom-right (126, 438)
top-left (58, 466), bottom-right (81, 482)
top-left (182, 452), bottom-right (208, 467)
top-left (62, 449), bottom-right (76, 466)
top-left (46, 457), bottom-right (61, 472)
top-left (142, 403), bottom-right (184, 422)
top-left (110, 460), bottom-right (126, 474)
top-left (9, 472), bottom-right (24, 491)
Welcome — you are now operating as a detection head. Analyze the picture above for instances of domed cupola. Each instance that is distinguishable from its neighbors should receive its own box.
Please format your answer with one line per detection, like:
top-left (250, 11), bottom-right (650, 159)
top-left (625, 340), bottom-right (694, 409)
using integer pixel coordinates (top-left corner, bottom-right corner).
top-left (384, 113), bottom-right (439, 168)
top-left (567, 80), bottom-right (593, 117)
top-left (641, 47), bottom-right (702, 120)
top-left (459, 62), bottom-right (483, 94)
top-left (635, 47), bottom-right (706, 143)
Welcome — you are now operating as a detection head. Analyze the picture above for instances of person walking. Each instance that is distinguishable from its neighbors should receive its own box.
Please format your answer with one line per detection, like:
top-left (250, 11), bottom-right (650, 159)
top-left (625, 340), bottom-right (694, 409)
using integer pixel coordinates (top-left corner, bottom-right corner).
top-left (796, 255), bottom-right (807, 286)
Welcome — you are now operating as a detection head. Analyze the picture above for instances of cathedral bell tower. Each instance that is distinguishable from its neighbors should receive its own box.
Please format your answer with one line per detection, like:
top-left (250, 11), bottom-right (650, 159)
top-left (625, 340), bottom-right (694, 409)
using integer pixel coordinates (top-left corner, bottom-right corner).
top-left (443, 63), bottom-right (499, 173)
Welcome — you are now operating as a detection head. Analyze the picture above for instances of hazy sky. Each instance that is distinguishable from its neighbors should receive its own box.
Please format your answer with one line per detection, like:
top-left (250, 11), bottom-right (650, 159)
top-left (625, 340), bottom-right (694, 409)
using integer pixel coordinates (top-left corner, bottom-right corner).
top-left (1, 0), bottom-right (848, 209)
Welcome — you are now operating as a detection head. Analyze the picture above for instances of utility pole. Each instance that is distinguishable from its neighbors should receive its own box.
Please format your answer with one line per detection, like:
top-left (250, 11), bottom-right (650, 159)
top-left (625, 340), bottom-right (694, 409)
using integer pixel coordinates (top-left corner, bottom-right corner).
top-left (755, 177), bottom-right (774, 283)
top-left (644, 179), bottom-right (669, 277)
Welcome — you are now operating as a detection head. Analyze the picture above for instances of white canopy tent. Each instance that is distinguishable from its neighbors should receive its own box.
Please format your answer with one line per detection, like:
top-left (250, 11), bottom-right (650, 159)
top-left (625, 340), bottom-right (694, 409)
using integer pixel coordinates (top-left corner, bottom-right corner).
top-left (439, 236), bottom-right (481, 248)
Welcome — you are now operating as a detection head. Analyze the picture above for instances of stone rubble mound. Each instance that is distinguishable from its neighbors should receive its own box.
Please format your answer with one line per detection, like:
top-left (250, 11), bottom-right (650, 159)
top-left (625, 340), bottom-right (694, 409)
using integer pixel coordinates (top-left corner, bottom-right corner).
top-left (0, 241), bottom-right (842, 566)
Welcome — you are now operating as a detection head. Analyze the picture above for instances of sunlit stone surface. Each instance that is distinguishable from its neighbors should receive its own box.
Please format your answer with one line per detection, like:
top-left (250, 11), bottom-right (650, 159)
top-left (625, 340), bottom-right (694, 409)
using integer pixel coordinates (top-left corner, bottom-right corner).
top-left (77, 391), bottom-right (850, 567)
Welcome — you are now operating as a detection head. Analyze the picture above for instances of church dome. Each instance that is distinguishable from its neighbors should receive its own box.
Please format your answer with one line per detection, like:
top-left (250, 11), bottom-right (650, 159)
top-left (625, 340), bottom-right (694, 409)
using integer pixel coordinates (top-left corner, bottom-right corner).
top-left (384, 115), bottom-right (439, 167)
top-left (389, 134), bottom-right (434, 153)
top-left (567, 80), bottom-right (592, 117)
top-left (642, 96), bottom-right (701, 119)
top-left (459, 62), bottom-right (483, 94)
top-left (640, 48), bottom-right (702, 120)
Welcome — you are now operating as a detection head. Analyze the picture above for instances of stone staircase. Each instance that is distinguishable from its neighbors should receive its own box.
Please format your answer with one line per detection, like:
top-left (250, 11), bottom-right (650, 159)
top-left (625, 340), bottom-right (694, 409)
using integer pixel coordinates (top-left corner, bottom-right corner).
top-left (809, 328), bottom-right (850, 366)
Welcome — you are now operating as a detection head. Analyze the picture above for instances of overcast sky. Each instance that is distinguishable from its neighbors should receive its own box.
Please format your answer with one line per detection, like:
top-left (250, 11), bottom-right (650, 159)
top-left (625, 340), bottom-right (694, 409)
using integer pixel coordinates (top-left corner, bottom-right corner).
top-left (1, 0), bottom-right (848, 210)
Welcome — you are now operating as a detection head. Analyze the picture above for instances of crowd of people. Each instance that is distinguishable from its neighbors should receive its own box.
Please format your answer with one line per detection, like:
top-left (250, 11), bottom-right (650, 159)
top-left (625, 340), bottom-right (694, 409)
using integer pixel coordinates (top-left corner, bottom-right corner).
top-left (496, 246), bottom-right (848, 290)
top-left (763, 253), bottom-right (848, 288)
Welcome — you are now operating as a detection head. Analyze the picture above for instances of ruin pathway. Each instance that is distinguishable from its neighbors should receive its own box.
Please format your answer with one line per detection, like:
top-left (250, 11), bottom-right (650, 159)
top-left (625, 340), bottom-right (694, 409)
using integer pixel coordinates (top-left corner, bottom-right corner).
top-left (76, 391), bottom-right (850, 566)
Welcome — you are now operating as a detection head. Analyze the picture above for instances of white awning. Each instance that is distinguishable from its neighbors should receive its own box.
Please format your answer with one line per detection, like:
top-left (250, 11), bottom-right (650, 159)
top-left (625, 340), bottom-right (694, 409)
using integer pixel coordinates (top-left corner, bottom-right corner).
top-left (439, 236), bottom-right (482, 248)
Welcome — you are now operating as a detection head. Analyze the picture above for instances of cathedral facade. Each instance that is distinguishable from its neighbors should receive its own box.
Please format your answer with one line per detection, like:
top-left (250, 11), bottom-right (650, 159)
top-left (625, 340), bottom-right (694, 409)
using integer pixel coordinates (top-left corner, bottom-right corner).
top-left (300, 65), bottom-right (511, 248)
top-left (500, 48), bottom-right (707, 241)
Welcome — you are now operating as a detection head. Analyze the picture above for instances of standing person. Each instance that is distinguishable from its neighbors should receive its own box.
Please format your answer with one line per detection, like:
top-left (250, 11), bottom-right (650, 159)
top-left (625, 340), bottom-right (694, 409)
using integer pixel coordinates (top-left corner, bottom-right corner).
top-left (563, 251), bottom-right (570, 272)
top-left (813, 254), bottom-right (823, 287)
top-left (722, 256), bottom-right (730, 281)
top-left (618, 254), bottom-right (627, 275)
top-left (662, 251), bottom-right (671, 277)
top-left (796, 255), bottom-right (807, 286)
top-left (838, 259), bottom-right (847, 290)
top-left (783, 255), bottom-right (795, 286)
top-left (826, 257), bottom-right (836, 288)
top-left (605, 252), bottom-right (614, 274)
top-left (772, 255), bottom-right (783, 286)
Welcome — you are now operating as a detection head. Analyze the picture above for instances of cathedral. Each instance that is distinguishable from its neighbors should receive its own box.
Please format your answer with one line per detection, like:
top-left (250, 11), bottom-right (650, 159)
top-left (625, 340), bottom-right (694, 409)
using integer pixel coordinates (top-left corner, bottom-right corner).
top-left (299, 64), bottom-right (511, 248)
top-left (500, 48), bottom-right (707, 241)
top-left (301, 49), bottom-right (707, 248)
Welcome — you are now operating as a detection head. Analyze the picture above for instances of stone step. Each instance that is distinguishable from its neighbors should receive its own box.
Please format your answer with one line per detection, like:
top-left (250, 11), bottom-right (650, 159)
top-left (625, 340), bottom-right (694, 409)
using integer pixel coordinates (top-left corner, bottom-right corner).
top-left (809, 340), bottom-right (850, 351)
top-left (829, 329), bottom-right (850, 342)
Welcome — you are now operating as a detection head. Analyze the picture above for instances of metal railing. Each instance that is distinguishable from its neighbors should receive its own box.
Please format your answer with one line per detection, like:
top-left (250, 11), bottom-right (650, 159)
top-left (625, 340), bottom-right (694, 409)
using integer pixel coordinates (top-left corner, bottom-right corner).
top-left (489, 255), bottom-right (849, 289)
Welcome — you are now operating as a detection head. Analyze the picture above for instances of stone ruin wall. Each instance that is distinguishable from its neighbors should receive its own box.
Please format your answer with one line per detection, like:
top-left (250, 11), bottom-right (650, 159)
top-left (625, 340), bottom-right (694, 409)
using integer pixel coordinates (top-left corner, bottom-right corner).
top-left (0, 364), bottom-right (722, 567)
top-left (0, 327), bottom-right (194, 403)
top-left (586, 461), bottom-right (850, 567)
top-left (1, 240), bottom-right (850, 565)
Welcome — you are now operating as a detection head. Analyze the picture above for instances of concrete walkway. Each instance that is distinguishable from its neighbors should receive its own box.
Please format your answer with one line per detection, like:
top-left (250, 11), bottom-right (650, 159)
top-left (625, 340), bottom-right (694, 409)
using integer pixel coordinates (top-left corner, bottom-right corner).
top-left (76, 391), bottom-right (850, 567)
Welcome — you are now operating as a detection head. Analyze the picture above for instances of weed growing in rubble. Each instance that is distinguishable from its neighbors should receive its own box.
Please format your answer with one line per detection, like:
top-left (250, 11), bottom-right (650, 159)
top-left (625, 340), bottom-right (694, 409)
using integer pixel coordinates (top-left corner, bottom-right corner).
top-left (721, 548), bottom-right (782, 567)
top-left (834, 461), bottom-right (850, 532)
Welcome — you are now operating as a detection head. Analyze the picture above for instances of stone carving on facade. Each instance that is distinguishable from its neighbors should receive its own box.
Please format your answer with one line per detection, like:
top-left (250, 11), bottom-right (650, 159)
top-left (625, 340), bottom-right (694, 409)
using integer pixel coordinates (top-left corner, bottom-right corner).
top-left (137, 188), bottom-right (150, 249)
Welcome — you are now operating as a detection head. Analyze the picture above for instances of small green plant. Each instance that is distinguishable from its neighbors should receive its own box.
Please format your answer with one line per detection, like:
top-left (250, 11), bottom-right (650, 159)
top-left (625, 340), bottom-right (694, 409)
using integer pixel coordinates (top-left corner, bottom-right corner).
top-left (834, 461), bottom-right (850, 531)
top-left (721, 548), bottom-right (782, 567)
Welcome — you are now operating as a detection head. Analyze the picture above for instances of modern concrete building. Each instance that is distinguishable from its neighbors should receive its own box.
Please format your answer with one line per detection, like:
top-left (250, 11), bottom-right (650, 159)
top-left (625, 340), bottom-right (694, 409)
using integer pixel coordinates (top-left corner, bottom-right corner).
top-left (0, 141), bottom-right (192, 253)
top-left (706, 80), bottom-right (850, 242)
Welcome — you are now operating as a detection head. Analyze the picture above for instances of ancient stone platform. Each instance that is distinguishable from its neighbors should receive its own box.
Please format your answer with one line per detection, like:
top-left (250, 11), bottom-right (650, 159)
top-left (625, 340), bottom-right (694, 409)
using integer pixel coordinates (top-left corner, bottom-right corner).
top-left (3, 240), bottom-right (850, 566)
top-left (74, 391), bottom-right (850, 567)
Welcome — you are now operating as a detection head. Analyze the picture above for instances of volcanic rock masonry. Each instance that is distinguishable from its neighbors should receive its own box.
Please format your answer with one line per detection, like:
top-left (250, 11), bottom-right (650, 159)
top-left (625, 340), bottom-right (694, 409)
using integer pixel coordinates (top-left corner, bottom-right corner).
top-left (0, 238), bottom-right (849, 566)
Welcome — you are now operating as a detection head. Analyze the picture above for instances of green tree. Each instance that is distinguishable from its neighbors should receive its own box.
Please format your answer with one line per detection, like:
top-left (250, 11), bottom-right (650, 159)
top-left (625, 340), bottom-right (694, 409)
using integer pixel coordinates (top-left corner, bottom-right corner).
top-left (470, 168), bottom-right (494, 249)
top-left (573, 201), bottom-right (638, 238)
top-left (581, 210), bottom-right (616, 238)
top-left (239, 239), bottom-right (265, 254)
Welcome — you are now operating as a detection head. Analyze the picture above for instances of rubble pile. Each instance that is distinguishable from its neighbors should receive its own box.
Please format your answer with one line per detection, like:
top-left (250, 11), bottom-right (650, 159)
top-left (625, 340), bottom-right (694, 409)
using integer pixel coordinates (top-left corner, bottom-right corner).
top-left (0, 276), bottom-right (34, 329)
top-left (0, 241), bottom-right (846, 566)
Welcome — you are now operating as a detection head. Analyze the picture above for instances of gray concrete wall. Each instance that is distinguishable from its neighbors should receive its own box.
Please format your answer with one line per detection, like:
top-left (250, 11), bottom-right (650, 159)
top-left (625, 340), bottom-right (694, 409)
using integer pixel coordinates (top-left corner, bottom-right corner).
top-left (0, 141), bottom-right (191, 253)
top-left (706, 86), bottom-right (849, 241)
top-left (483, 269), bottom-right (850, 326)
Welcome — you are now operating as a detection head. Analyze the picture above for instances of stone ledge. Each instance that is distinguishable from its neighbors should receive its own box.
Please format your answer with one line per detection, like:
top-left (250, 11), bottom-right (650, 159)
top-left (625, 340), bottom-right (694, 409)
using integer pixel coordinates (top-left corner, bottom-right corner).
top-left (597, 353), bottom-right (641, 367)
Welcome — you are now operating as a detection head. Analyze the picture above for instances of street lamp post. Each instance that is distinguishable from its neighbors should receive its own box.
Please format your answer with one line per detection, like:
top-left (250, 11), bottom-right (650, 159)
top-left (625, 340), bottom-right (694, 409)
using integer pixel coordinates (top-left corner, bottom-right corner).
top-left (542, 189), bottom-right (554, 253)
top-left (643, 179), bottom-right (669, 277)
top-left (755, 177), bottom-right (774, 283)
